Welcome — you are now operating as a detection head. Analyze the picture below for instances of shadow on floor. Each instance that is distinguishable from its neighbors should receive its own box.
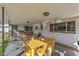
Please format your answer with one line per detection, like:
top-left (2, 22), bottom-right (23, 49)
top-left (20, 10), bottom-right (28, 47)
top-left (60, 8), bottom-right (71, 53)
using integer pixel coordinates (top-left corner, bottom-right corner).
top-left (53, 44), bottom-right (79, 56)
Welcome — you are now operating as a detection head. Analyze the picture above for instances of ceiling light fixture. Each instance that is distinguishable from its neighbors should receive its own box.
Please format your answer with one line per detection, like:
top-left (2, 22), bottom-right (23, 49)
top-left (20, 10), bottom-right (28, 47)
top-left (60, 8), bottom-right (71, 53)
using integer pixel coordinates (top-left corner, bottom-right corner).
top-left (26, 21), bottom-right (30, 23)
top-left (43, 12), bottom-right (49, 17)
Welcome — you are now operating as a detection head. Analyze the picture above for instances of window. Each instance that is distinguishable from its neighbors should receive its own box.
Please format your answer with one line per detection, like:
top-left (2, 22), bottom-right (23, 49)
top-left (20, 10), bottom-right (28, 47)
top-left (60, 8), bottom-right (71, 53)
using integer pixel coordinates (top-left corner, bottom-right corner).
top-left (50, 24), bottom-right (54, 32)
top-left (40, 24), bottom-right (43, 30)
top-left (59, 22), bottom-right (66, 32)
top-left (13, 25), bottom-right (18, 31)
top-left (35, 26), bottom-right (38, 30)
top-left (67, 21), bottom-right (75, 33)
top-left (54, 22), bottom-right (66, 32)
top-left (50, 21), bottom-right (75, 33)
top-left (25, 26), bottom-right (33, 32)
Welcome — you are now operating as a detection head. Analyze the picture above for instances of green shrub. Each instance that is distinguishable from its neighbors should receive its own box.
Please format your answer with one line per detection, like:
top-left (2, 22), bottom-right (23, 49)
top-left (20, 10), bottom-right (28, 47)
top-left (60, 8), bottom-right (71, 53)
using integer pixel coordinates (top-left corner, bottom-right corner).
top-left (0, 33), bottom-right (8, 56)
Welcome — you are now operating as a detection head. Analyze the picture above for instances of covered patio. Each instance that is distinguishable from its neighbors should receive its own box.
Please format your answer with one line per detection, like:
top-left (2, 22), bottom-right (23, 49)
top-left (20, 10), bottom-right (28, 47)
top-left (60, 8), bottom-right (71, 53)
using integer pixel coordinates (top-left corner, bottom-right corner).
top-left (0, 3), bottom-right (79, 56)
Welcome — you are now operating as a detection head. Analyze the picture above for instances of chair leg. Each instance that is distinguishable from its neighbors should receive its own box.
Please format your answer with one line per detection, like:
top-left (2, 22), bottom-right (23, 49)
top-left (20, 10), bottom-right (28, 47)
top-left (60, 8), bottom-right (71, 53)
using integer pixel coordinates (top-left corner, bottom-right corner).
top-left (48, 47), bottom-right (52, 56)
top-left (31, 49), bottom-right (35, 56)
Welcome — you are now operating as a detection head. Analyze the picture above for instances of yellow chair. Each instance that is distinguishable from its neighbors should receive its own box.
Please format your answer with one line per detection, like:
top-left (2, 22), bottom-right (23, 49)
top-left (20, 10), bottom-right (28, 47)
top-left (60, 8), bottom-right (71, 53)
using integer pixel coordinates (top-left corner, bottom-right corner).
top-left (24, 48), bottom-right (36, 56)
top-left (36, 44), bottom-right (47, 56)
top-left (36, 47), bottom-right (46, 56)
top-left (47, 40), bottom-right (55, 56)
top-left (24, 49), bottom-right (32, 56)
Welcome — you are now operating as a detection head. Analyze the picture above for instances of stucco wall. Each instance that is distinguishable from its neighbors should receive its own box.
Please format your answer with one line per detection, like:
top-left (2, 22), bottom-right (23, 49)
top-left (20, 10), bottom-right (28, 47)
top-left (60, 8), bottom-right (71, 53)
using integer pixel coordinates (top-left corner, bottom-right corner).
top-left (34, 19), bottom-right (79, 49)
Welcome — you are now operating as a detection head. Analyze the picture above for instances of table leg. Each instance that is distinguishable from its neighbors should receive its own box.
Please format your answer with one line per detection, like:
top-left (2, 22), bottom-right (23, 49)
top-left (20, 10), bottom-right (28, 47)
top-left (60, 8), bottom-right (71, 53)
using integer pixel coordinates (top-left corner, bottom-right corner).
top-left (32, 49), bottom-right (35, 56)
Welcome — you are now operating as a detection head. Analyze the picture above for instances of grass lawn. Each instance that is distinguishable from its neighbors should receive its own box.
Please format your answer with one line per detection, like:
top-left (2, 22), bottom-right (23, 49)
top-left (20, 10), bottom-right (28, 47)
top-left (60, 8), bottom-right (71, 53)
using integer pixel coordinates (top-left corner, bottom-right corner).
top-left (0, 33), bottom-right (8, 56)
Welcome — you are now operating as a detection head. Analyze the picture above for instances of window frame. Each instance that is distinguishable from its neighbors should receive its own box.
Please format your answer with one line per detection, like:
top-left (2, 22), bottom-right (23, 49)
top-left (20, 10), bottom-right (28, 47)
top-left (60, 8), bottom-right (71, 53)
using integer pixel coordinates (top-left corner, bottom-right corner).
top-left (50, 21), bottom-right (75, 33)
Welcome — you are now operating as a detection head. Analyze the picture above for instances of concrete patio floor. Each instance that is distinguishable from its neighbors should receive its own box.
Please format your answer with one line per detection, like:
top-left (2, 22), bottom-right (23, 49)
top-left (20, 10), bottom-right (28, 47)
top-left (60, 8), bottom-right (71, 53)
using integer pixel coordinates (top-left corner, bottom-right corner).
top-left (4, 37), bottom-right (79, 56)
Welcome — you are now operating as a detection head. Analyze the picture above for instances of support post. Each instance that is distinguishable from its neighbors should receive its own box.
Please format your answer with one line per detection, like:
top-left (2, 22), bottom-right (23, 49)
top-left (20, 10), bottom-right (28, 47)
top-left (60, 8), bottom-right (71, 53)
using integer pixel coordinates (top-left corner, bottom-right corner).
top-left (8, 20), bottom-right (10, 42)
top-left (2, 7), bottom-right (5, 56)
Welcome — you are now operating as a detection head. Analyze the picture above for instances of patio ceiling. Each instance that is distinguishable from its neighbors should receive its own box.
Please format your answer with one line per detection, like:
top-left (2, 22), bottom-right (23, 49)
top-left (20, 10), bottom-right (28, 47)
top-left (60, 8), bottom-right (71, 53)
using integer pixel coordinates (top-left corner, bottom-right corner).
top-left (0, 3), bottom-right (79, 25)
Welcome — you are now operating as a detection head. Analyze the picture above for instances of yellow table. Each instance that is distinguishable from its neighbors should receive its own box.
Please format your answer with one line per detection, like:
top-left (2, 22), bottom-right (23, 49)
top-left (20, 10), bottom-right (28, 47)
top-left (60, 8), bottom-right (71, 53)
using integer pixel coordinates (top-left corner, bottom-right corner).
top-left (26, 39), bottom-right (47, 56)
top-left (23, 37), bottom-right (56, 56)
top-left (27, 39), bottom-right (46, 49)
